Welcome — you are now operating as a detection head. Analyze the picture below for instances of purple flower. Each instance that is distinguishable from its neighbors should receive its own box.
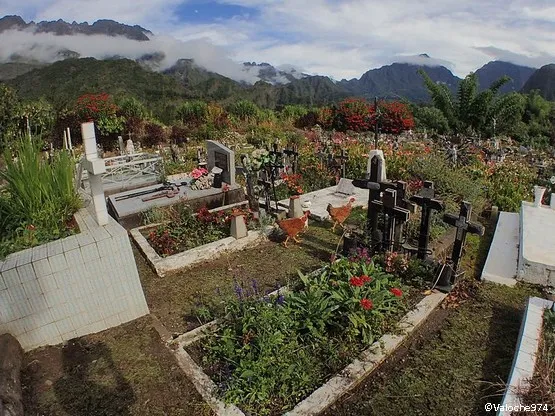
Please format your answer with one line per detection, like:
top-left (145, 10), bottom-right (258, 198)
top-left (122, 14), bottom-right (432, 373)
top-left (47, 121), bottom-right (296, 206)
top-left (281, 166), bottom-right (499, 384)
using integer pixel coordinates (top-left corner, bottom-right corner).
top-left (234, 281), bottom-right (244, 300)
top-left (251, 279), bottom-right (259, 295)
top-left (276, 293), bottom-right (285, 305)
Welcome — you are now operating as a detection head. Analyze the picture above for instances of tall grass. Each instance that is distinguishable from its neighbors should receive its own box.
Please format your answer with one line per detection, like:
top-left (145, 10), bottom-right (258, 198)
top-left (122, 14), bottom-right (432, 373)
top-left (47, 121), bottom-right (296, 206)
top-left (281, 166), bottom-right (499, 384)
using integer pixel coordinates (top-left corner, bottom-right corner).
top-left (0, 138), bottom-right (81, 258)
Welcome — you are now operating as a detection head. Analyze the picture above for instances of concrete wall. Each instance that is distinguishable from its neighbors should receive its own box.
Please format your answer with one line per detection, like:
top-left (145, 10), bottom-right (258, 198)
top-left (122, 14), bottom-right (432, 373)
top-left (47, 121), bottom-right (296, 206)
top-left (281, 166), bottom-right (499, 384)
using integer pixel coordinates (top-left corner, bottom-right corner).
top-left (0, 208), bottom-right (149, 351)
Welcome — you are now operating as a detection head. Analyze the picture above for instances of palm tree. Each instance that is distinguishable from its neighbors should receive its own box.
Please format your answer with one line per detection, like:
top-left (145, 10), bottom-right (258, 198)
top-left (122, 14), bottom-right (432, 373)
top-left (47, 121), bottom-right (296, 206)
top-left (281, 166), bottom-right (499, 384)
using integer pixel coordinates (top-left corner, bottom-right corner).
top-left (419, 69), bottom-right (524, 137)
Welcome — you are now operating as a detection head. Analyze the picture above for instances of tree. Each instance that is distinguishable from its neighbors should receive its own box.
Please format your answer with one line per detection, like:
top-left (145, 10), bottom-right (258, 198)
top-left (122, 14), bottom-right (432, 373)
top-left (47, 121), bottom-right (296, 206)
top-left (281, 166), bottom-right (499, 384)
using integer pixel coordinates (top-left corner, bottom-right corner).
top-left (19, 99), bottom-right (55, 139)
top-left (379, 101), bottom-right (415, 134)
top-left (228, 100), bottom-right (260, 121)
top-left (75, 93), bottom-right (124, 136)
top-left (333, 98), bottom-right (374, 132)
top-left (414, 106), bottom-right (450, 134)
top-left (419, 69), bottom-right (519, 137)
top-left (0, 85), bottom-right (21, 149)
top-left (117, 96), bottom-right (147, 119)
top-left (176, 100), bottom-right (209, 126)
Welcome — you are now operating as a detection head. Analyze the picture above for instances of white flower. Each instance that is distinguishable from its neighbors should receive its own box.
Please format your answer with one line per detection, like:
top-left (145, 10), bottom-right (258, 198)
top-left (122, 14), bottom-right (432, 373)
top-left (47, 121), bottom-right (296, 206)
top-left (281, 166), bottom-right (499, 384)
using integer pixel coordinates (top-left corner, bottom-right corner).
top-left (550, 176), bottom-right (555, 185)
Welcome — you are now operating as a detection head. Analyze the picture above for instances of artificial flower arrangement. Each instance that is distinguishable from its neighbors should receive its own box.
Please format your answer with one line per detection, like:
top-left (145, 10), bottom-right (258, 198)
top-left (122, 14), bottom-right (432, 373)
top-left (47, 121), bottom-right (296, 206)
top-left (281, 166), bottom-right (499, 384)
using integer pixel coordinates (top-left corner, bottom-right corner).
top-left (189, 167), bottom-right (214, 190)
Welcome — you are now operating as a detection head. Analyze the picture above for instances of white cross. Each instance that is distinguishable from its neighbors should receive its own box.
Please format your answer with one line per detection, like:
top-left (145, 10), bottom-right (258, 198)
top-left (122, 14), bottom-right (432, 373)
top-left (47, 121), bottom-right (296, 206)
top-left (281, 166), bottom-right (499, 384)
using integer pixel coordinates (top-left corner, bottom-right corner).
top-left (81, 122), bottom-right (109, 226)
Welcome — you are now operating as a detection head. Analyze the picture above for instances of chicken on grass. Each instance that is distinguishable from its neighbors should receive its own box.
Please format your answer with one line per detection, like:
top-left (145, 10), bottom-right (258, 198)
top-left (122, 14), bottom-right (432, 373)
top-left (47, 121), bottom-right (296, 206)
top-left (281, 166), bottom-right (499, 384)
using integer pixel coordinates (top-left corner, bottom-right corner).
top-left (327, 197), bottom-right (355, 231)
top-left (277, 211), bottom-right (310, 247)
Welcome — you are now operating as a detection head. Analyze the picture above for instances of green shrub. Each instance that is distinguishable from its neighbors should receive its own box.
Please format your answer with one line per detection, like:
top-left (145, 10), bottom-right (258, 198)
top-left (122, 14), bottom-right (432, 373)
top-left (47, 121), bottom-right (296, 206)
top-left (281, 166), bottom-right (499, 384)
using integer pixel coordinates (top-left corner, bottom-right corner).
top-left (409, 154), bottom-right (486, 214)
top-left (203, 256), bottom-right (406, 414)
top-left (0, 139), bottom-right (81, 258)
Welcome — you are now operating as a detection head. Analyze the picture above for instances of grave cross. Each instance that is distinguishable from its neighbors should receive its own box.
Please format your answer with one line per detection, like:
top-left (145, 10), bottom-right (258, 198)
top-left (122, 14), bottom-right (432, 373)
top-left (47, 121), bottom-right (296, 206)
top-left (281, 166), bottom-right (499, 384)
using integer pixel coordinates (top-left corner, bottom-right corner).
top-left (443, 201), bottom-right (484, 273)
top-left (338, 149), bottom-right (349, 178)
top-left (409, 181), bottom-right (444, 260)
top-left (352, 152), bottom-right (384, 251)
top-left (371, 189), bottom-right (411, 252)
top-left (283, 146), bottom-right (299, 174)
top-left (81, 122), bottom-right (109, 226)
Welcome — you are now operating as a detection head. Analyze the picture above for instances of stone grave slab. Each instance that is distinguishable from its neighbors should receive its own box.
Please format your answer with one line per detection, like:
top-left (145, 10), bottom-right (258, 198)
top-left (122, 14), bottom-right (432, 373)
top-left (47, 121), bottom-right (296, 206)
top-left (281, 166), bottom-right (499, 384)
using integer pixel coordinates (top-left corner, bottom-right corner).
top-left (207, 140), bottom-right (236, 186)
top-left (262, 180), bottom-right (369, 221)
top-left (518, 202), bottom-right (555, 285)
top-left (481, 212), bottom-right (519, 286)
top-left (107, 181), bottom-right (243, 229)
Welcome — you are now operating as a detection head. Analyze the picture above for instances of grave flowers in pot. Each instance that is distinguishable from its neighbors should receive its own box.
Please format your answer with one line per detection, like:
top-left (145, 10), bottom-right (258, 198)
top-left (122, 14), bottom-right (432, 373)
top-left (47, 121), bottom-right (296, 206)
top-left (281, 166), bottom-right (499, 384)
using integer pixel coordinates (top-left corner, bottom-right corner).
top-left (189, 167), bottom-right (213, 190)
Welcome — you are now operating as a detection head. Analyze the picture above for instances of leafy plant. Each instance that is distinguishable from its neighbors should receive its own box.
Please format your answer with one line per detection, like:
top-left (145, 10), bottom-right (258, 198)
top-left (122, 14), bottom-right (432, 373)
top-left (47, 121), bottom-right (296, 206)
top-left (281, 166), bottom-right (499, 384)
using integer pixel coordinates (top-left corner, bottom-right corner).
top-left (0, 138), bottom-right (81, 258)
top-left (202, 256), bottom-right (406, 414)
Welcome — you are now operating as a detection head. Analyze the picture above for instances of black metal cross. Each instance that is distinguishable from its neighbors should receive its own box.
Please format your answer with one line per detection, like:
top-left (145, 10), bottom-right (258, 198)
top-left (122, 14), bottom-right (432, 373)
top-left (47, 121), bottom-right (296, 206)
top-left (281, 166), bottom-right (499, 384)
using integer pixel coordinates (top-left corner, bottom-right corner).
top-left (335, 149), bottom-right (349, 178)
top-left (443, 201), bottom-right (484, 273)
top-left (353, 155), bottom-right (383, 249)
top-left (371, 189), bottom-right (411, 252)
top-left (409, 181), bottom-right (444, 260)
top-left (283, 146), bottom-right (299, 174)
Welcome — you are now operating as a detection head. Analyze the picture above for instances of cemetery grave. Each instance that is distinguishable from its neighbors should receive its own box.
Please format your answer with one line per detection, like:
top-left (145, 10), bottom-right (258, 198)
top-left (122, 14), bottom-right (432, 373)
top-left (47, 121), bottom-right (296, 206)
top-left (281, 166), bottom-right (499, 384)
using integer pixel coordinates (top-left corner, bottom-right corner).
top-left (2, 106), bottom-right (555, 416)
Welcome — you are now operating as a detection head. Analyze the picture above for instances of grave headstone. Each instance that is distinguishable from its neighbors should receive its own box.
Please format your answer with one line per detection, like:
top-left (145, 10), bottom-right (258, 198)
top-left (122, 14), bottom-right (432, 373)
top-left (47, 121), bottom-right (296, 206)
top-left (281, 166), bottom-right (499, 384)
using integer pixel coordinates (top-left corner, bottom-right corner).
top-left (126, 139), bottom-right (135, 155)
top-left (81, 122), bottom-right (109, 226)
top-left (335, 178), bottom-right (355, 196)
top-left (118, 136), bottom-right (125, 156)
top-left (409, 181), bottom-right (444, 260)
top-left (231, 213), bottom-right (248, 239)
top-left (207, 140), bottom-right (236, 186)
top-left (366, 150), bottom-right (387, 182)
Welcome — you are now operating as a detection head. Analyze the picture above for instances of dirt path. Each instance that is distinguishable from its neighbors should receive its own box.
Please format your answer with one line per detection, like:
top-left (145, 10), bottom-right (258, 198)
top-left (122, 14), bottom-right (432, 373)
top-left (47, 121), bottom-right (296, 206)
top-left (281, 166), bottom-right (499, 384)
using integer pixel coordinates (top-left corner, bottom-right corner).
top-left (22, 316), bottom-right (213, 416)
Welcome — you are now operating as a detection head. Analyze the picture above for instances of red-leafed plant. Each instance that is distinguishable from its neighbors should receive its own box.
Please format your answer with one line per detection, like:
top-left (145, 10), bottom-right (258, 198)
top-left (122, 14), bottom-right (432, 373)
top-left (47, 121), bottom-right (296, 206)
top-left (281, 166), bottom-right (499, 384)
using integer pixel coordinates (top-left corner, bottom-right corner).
top-left (333, 98), bottom-right (375, 132)
top-left (379, 101), bottom-right (415, 134)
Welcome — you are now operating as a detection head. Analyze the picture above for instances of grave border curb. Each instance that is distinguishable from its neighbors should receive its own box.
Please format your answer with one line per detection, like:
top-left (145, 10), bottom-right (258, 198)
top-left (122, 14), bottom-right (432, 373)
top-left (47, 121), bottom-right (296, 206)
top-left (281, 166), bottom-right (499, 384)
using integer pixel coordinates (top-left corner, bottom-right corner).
top-left (498, 296), bottom-right (553, 415)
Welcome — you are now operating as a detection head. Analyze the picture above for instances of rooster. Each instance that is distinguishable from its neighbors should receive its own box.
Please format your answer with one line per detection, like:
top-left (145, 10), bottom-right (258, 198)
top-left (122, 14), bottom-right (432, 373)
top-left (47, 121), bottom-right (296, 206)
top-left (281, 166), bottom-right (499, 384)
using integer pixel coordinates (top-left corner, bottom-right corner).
top-left (277, 211), bottom-right (310, 247)
top-left (327, 197), bottom-right (355, 231)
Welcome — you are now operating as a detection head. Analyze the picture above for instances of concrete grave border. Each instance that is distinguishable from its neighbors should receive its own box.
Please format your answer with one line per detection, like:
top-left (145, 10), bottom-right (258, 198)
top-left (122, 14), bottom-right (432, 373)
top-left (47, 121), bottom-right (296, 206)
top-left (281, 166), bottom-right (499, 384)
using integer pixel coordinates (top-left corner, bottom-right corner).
top-left (169, 290), bottom-right (447, 416)
top-left (498, 296), bottom-right (553, 416)
top-left (129, 202), bottom-right (269, 277)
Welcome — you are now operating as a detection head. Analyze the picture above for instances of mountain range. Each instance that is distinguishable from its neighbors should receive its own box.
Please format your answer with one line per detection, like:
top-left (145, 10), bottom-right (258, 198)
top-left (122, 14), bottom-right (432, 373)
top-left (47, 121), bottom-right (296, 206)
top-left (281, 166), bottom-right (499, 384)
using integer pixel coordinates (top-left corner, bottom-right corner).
top-left (1, 15), bottom-right (554, 107)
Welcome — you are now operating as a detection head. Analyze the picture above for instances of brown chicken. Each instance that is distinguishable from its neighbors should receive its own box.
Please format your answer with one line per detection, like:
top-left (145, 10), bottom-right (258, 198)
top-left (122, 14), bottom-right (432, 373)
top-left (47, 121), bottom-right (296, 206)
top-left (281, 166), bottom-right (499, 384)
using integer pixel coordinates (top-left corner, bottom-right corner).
top-left (327, 197), bottom-right (355, 231)
top-left (277, 211), bottom-right (310, 247)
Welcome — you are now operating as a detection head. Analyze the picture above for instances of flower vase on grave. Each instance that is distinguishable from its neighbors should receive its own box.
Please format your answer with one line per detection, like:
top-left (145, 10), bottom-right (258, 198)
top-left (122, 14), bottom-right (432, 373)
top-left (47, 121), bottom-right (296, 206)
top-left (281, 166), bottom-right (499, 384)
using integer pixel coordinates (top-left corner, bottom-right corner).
top-left (534, 186), bottom-right (546, 207)
top-left (288, 195), bottom-right (303, 218)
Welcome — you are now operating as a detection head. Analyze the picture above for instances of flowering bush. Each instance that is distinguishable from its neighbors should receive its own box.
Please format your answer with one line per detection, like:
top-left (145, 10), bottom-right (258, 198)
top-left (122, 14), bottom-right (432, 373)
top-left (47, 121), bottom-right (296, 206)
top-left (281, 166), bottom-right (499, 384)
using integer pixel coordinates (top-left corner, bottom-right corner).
top-left (75, 93), bottom-right (124, 136)
top-left (203, 256), bottom-right (406, 414)
top-left (146, 205), bottom-right (258, 256)
top-left (280, 172), bottom-right (304, 196)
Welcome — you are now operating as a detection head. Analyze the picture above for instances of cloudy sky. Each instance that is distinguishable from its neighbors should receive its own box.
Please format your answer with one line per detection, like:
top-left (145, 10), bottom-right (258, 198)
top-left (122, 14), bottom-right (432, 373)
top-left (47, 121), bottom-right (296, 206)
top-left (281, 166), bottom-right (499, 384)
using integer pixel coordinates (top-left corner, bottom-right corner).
top-left (1, 0), bottom-right (554, 80)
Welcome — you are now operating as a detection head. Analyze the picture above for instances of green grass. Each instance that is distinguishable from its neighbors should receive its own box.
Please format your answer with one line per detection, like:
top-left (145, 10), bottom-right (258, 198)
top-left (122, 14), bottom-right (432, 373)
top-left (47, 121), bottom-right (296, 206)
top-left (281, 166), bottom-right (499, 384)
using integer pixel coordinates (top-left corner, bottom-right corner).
top-left (323, 282), bottom-right (540, 416)
top-left (322, 217), bottom-right (542, 416)
top-left (136, 222), bottom-right (341, 334)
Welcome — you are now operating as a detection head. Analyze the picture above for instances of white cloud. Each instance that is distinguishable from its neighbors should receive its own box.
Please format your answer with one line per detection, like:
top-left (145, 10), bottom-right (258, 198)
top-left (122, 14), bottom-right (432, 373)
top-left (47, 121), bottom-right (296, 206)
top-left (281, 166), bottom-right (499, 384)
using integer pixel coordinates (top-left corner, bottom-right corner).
top-left (2, 0), bottom-right (555, 81)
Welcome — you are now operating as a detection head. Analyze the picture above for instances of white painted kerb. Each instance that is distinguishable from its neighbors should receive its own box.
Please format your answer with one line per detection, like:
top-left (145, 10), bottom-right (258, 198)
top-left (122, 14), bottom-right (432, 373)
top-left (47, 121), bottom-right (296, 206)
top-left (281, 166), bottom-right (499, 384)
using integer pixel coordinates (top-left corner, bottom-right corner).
top-left (498, 297), bottom-right (553, 416)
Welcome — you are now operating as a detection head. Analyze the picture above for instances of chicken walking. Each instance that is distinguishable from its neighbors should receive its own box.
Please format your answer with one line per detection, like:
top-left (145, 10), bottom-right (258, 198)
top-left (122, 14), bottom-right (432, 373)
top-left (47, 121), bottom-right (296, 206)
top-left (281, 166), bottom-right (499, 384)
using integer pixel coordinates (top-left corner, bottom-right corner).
top-left (327, 197), bottom-right (355, 231)
top-left (277, 211), bottom-right (310, 247)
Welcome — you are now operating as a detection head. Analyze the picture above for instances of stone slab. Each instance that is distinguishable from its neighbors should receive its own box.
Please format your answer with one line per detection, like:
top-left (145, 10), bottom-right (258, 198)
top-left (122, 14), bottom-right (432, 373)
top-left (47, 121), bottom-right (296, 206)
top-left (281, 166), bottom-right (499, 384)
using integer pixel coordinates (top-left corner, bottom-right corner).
top-left (481, 212), bottom-right (519, 286)
top-left (518, 202), bottom-right (555, 285)
top-left (262, 182), bottom-right (369, 221)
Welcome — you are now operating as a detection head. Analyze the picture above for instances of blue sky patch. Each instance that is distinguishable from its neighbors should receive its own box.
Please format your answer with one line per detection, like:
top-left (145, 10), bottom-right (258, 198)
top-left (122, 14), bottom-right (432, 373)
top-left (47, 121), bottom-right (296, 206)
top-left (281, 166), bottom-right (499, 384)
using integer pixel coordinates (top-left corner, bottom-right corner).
top-left (174, 1), bottom-right (259, 23)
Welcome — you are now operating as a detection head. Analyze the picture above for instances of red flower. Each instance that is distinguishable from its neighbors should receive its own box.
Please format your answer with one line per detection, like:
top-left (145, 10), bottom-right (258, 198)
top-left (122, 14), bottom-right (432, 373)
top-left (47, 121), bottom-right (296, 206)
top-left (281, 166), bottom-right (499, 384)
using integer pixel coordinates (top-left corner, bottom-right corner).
top-left (349, 276), bottom-right (364, 287)
top-left (360, 298), bottom-right (373, 310)
top-left (360, 275), bottom-right (372, 283)
top-left (26, 224), bottom-right (36, 231)
top-left (390, 288), bottom-right (403, 297)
